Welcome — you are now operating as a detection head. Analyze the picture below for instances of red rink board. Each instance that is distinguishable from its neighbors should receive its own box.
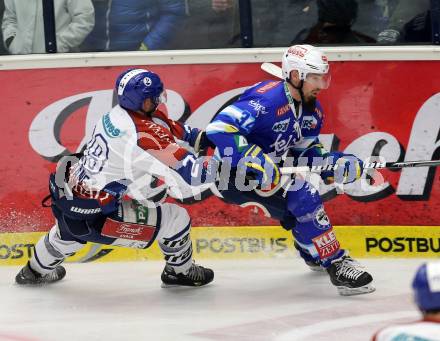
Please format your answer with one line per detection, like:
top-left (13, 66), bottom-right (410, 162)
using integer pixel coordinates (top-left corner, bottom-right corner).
top-left (1, 61), bottom-right (440, 232)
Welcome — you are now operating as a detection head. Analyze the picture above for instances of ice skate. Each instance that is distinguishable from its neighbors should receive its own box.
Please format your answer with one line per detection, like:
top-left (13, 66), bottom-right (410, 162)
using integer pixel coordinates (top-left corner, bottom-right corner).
top-left (161, 262), bottom-right (214, 287)
top-left (15, 261), bottom-right (66, 285)
top-left (326, 255), bottom-right (375, 296)
top-left (294, 241), bottom-right (325, 272)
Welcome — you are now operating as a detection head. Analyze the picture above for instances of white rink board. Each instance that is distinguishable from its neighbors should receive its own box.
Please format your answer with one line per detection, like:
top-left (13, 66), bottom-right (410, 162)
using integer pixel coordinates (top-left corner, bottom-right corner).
top-left (2, 46), bottom-right (440, 71)
top-left (0, 258), bottom-right (426, 341)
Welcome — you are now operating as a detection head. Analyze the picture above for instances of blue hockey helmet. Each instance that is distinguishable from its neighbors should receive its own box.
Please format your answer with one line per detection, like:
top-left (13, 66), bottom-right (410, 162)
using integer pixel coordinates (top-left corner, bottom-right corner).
top-left (115, 69), bottom-right (165, 112)
top-left (412, 262), bottom-right (440, 312)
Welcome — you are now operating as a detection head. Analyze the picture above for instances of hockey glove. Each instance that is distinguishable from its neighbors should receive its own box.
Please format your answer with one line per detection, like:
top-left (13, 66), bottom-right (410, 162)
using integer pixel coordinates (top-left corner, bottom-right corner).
top-left (193, 131), bottom-right (216, 155)
top-left (321, 152), bottom-right (363, 185)
top-left (242, 144), bottom-right (280, 188)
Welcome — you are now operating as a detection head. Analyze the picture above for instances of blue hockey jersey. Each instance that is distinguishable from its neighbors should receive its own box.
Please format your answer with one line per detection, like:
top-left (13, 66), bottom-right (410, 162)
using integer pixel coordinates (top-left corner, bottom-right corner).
top-left (206, 80), bottom-right (326, 167)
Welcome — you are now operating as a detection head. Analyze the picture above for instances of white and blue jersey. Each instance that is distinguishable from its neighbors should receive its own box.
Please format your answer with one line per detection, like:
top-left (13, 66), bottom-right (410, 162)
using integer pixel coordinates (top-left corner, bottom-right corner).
top-left (206, 80), bottom-right (326, 166)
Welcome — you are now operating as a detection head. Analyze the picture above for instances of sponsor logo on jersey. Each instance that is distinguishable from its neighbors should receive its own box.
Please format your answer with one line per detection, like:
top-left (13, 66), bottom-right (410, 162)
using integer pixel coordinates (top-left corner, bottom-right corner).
top-left (115, 226), bottom-right (144, 240)
top-left (272, 118), bottom-right (290, 133)
top-left (143, 122), bottom-right (178, 148)
top-left (270, 134), bottom-right (294, 154)
top-left (234, 135), bottom-right (249, 152)
top-left (102, 113), bottom-right (123, 138)
top-left (276, 104), bottom-right (290, 116)
top-left (256, 81), bottom-right (279, 94)
top-left (248, 100), bottom-right (268, 116)
top-left (70, 206), bottom-right (102, 214)
top-left (302, 115), bottom-right (318, 130)
top-left (366, 237), bottom-right (440, 253)
top-left (312, 229), bottom-right (340, 258)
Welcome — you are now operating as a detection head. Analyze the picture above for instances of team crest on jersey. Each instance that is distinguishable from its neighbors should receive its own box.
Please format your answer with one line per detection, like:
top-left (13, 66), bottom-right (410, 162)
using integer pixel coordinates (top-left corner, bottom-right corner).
top-left (256, 81), bottom-right (279, 94)
top-left (276, 104), bottom-right (290, 116)
top-left (272, 118), bottom-right (290, 133)
top-left (302, 116), bottom-right (318, 130)
top-left (102, 113), bottom-right (124, 138)
top-left (314, 205), bottom-right (330, 229)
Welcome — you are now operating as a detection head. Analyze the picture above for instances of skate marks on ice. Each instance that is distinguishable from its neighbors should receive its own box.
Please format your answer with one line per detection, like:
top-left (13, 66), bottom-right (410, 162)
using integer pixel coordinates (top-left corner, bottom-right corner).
top-left (0, 259), bottom-right (423, 341)
top-left (192, 259), bottom-right (420, 341)
top-left (194, 296), bottom-right (416, 341)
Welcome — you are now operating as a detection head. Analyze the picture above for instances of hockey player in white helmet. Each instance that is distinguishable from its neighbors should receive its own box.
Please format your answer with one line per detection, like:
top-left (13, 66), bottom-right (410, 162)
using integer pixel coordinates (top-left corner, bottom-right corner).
top-left (372, 261), bottom-right (440, 340)
top-left (15, 68), bottom-right (216, 287)
top-left (206, 44), bottom-right (374, 296)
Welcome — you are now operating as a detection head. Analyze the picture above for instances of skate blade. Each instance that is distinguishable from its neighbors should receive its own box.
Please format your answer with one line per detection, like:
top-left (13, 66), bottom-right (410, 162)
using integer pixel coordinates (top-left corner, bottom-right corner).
top-left (161, 282), bottom-right (205, 288)
top-left (161, 282), bottom-right (181, 288)
top-left (336, 284), bottom-right (376, 296)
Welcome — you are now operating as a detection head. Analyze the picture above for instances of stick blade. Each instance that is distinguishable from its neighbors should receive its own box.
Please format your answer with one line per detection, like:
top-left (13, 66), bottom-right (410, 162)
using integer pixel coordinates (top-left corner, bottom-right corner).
top-left (261, 62), bottom-right (283, 79)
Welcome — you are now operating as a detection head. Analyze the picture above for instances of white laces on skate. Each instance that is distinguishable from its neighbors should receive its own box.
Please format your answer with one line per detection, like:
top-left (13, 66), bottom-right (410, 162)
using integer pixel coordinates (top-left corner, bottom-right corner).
top-left (46, 271), bottom-right (60, 281)
top-left (335, 257), bottom-right (364, 280)
top-left (186, 263), bottom-right (205, 281)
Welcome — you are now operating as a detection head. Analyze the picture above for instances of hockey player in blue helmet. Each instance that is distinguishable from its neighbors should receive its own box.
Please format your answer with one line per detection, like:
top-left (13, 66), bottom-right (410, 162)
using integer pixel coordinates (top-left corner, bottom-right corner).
top-left (15, 68), bottom-right (216, 287)
top-left (116, 68), bottom-right (166, 114)
top-left (372, 262), bottom-right (440, 339)
top-left (206, 44), bottom-right (373, 296)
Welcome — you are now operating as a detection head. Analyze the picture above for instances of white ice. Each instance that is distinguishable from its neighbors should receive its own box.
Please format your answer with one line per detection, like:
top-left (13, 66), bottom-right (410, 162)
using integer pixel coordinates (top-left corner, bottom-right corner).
top-left (0, 258), bottom-right (426, 341)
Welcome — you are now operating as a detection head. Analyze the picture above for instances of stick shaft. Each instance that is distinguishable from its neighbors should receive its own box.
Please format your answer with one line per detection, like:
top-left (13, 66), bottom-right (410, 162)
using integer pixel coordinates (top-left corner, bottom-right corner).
top-left (280, 160), bottom-right (440, 175)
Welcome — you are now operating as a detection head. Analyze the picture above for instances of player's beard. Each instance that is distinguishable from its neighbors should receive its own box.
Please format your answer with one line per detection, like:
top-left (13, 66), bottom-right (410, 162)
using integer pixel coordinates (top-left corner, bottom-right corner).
top-left (302, 94), bottom-right (317, 112)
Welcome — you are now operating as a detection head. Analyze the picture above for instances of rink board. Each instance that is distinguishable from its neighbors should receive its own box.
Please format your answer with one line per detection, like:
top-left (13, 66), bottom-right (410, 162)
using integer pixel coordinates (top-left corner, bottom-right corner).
top-left (0, 225), bottom-right (439, 266)
top-left (2, 61), bottom-right (440, 232)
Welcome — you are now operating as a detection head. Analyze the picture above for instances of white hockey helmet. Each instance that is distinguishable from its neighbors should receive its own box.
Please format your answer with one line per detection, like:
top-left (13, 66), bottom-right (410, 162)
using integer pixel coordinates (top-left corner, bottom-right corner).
top-left (282, 45), bottom-right (330, 88)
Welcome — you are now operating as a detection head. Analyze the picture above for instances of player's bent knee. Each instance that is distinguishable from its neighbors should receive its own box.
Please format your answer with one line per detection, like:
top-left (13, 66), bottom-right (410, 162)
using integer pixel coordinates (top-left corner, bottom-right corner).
top-left (161, 203), bottom-right (190, 227)
top-left (158, 203), bottom-right (191, 239)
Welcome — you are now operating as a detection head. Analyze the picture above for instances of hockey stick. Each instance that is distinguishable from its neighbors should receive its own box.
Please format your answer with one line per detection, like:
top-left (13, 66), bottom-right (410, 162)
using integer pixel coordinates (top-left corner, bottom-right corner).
top-left (261, 62), bottom-right (283, 79)
top-left (280, 159), bottom-right (440, 175)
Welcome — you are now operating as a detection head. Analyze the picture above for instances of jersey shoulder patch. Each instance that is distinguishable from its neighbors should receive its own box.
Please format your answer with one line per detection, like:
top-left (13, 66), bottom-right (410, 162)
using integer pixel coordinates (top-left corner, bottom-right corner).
top-left (254, 80), bottom-right (282, 94)
top-left (101, 106), bottom-right (131, 138)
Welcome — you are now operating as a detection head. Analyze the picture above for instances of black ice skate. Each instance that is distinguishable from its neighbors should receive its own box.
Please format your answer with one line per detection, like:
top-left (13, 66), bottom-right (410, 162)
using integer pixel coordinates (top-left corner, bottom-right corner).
top-left (15, 261), bottom-right (66, 285)
top-left (161, 262), bottom-right (214, 287)
top-left (326, 255), bottom-right (375, 296)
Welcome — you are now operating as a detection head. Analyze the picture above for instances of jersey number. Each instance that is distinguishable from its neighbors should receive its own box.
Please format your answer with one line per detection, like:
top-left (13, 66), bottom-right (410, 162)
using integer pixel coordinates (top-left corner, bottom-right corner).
top-left (82, 134), bottom-right (109, 174)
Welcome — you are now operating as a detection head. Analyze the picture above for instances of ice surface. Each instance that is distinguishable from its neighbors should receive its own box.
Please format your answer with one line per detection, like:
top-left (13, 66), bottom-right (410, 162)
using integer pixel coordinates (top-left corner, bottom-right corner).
top-left (0, 258), bottom-right (425, 341)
